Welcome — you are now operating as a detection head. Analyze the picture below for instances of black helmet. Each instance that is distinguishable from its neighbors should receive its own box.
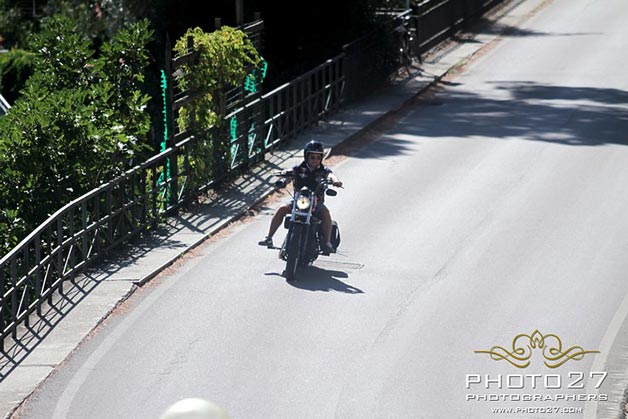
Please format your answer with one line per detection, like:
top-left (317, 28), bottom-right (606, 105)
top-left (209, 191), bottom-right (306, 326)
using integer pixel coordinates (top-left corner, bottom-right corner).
top-left (304, 140), bottom-right (324, 160)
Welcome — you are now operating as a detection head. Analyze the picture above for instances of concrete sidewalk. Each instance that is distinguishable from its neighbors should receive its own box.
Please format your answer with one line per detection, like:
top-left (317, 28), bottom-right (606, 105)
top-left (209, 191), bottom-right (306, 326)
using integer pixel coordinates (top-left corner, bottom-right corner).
top-left (0, 0), bottom-right (540, 416)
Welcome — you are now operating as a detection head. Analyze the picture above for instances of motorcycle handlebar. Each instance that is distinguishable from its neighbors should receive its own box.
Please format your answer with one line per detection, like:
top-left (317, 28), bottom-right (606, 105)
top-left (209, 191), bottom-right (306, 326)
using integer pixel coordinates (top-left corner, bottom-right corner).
top-left (273, 170), bottom-right (293, 177)
top-left (272, 170), bottom-right (343, 189)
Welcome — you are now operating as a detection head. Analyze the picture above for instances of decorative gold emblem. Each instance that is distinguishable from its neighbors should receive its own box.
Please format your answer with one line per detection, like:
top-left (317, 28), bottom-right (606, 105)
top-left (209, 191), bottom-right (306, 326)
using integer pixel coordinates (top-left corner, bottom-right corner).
top-left (475, 330), bottom-right (599, 369)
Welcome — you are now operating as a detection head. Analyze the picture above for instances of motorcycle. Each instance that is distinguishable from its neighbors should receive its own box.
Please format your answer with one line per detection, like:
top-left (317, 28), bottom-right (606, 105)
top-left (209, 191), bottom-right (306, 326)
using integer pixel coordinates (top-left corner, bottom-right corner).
top-left (273, 171), bottom-right (341, 282)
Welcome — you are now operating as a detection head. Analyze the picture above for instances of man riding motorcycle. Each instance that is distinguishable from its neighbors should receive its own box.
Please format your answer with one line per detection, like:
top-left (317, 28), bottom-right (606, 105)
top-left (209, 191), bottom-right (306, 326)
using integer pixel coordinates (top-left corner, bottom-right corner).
top-left (258, 140), bottom-right (343, 254)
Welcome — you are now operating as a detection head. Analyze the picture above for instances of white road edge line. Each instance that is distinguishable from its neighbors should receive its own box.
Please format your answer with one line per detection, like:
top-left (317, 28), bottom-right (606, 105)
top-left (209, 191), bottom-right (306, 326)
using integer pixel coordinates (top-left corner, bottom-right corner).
top-left (583, 289), bottom-right (628, 418)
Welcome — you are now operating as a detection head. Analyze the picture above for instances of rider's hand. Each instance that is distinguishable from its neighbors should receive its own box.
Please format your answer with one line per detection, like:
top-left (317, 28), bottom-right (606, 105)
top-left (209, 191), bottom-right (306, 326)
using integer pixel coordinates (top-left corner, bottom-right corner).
top-left (333, 180), bottom-right (343, 188)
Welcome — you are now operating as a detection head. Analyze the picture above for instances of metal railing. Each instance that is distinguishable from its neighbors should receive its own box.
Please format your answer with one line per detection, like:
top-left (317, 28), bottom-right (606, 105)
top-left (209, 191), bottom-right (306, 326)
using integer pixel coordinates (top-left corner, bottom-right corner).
top-left (413, 0), bottom-right (500, 52)
top-left (226, 54), bottom-right (344, 172)
top-left (0, 0), bottom-right (505, 350)
top-left (0, 135), bottom-right (203, 349)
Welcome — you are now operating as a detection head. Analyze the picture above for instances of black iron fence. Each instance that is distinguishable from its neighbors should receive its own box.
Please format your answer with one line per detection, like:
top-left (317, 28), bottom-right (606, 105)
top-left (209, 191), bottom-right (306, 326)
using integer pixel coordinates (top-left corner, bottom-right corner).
top-left (0, 0), bottom-right (505, 350)
top-left (414, 0), bottom-right (503, 52)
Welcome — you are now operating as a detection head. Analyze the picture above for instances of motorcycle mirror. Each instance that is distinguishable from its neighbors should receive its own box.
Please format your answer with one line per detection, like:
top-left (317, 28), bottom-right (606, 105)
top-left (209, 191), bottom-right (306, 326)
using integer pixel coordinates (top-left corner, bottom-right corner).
top-left (275, 179), bottom-right (287, 188)
top-left (326, 189), bottom-right (337, 197)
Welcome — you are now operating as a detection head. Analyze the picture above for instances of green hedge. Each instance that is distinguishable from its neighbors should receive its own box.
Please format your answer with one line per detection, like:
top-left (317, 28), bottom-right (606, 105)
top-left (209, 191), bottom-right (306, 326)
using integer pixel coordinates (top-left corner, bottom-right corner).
top-left (0, 15), bottom-right (154, 256)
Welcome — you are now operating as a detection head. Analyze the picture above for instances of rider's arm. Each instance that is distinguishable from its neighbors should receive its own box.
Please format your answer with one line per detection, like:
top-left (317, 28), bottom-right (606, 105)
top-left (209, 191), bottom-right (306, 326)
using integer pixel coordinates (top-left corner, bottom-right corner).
top-left (328, 173), bottom-right (343, 188)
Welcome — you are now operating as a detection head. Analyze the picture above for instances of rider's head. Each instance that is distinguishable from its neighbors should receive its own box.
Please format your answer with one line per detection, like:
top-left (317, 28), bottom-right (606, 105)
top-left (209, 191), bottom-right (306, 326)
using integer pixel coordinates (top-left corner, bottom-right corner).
top-left (304, 140), bottom-right (324, 168)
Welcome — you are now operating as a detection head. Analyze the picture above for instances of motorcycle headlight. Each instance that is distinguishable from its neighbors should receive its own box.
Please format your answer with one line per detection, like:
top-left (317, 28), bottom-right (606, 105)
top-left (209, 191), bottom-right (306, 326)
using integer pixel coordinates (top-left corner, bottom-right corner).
top-left (296, 196), bottom-right (311, 210)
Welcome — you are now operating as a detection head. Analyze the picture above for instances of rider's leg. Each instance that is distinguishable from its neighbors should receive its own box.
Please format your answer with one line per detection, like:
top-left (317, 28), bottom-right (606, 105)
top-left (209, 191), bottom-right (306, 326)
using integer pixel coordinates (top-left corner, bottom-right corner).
top-left (268, 204), bottom-right (291, 238)
top-left (318, 205), bottom-right (334, 250)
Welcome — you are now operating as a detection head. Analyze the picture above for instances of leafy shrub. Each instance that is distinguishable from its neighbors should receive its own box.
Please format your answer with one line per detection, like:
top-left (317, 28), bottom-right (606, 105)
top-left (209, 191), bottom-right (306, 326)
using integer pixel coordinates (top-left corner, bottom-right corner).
top-left (0, 49), bottom-right (36, 103)
top-left (173, 26), bottom-right (262, 130)
top-left (172, 26), bottom-right (262, 184)
top-left (0, 15), bottom-right (154, 257)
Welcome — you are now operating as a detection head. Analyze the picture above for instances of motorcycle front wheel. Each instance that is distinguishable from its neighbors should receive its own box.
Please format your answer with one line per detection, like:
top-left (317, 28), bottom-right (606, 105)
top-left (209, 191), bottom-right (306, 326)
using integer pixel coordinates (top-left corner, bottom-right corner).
top-left (285, 224), bottom-right (303, 282)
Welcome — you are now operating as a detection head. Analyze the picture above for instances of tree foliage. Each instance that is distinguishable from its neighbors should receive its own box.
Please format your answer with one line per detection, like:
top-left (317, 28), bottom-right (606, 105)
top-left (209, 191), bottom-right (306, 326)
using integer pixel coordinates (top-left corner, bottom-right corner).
top-left (171, 26), bottom-right (262, 189)
top-left (0, 0), bottom-right (34, 49)
top-left (0, 15), bottom-right (154, 256)
top-left (173, 26), bottom-right (262, 130)
top-left (0, 49), bottom-right (36, 103)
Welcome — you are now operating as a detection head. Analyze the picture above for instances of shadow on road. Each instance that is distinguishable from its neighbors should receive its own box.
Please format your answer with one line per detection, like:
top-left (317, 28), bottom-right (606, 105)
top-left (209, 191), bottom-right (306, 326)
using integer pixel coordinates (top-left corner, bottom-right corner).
top-left (0, 230), bottom-right (189, 382)
top-left (336, 81), bottom-right (628, 162)
top-left (406, 82), bottom-right (628, 147)
top-left (473, 18), bottom-right (601, 38)
top-left (0, 272), bottom-right (103, 382)
top-left (264, 265), bottom-right (364, 294)
top-left (291, 265), bottom-right (364, 294)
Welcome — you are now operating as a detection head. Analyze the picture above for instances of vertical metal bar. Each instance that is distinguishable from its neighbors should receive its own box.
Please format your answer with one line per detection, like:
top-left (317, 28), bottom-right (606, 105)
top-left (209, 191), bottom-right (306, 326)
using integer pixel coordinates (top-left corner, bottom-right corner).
top-left (152, 165), bottom-right (158, 220)
top-left (140, 168), bottom-right (147, 228)
top-left (10, 257), bottom-right (17, 339)
top-left (81, 200), bottom-right (88, 262)
top-left (263, 96), bottom-right (271, 150)
top-left (235, 0), bottom-right (243, 26)
top-left (334, 57), bottom-right (340, 106)
top-left (94, 193), bottom-right (101, 257)
top-left (131, 172), bottom-right (137, 232)
top-left (68, 206), bottom-right (76, 284)
top-left (317, 66), bottom-right (323, 114)
top-left (291, 83), bottom-right (297, 137)
top-left (307, 73), bottom-right (312, 124)
top-left (300, 77), bottom-right (306, 130)
top-left (106, 186), bottom-right (113, 247)
top-left (244, 108), bottom-right (251, 167)
top-left (118, 178), bottom-right (126, 238)
top-left (417, 0), bottom-right (424, 54)
top-left (277, 91), bottom-right (284, 140)
top-left (339, 54), bottom-right (346, 105)
top-left (312, 69), bottom-right (318, 115)
top-left (57, 217), bottom-right (64, 295)
top-left (0, 264), bottom-right (5, 352)
top-left (325, 61), bottom-right (331, 111)
top-left (22, 246), bottom-right (29, 328)
top-left (182, 145), bottom-right (191, 199)
top-left (35, 236), bottom-right (42, 317)
top-left (46, 225), bottom-right (53, 305)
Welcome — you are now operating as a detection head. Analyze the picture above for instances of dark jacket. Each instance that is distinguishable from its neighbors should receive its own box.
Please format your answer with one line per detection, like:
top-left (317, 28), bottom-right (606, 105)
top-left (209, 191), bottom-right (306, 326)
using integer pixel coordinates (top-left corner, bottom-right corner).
top-left (292, 161), bottom-right (333, 196)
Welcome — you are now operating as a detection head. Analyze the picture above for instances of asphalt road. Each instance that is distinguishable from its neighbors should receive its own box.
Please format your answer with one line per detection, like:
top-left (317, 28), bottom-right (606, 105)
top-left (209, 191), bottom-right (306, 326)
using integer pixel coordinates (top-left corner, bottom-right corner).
top-left (15, 0), bottom-right (628, 417)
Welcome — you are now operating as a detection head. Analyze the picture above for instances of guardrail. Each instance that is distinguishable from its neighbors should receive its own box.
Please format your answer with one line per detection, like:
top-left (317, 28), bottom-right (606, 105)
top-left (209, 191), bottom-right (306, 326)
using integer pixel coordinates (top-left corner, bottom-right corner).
top-left (0, 0), bottom-right (504, 350)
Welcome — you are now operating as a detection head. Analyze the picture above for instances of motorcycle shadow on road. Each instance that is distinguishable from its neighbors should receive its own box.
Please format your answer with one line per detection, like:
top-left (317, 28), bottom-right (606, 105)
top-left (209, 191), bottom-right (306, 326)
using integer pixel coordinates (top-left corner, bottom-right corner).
top-left (265, 266), bottom-right (364, 294)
